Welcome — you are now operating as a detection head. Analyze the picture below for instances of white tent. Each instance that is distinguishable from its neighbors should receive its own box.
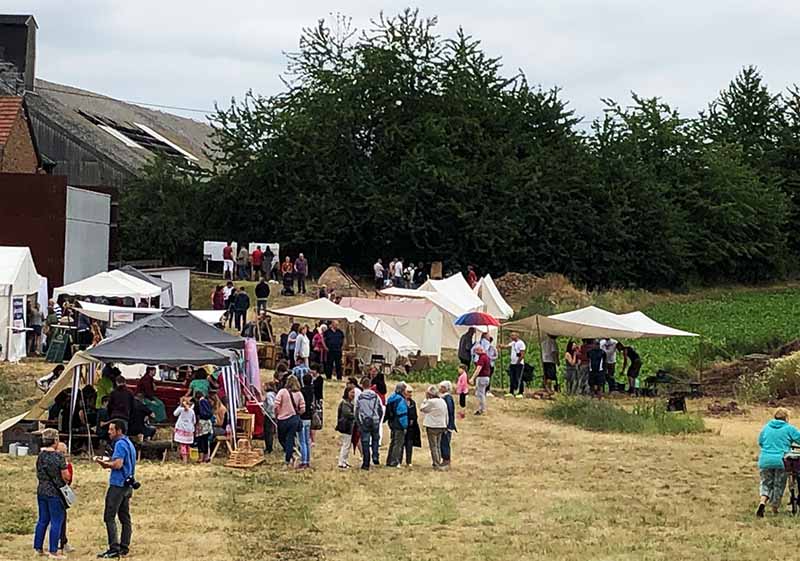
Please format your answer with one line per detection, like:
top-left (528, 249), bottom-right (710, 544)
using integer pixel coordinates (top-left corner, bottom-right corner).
top-left (53, 271), bottom-right (161, 304)
top-left (75, 300), bottom-right (224, 325)
top-left (269, 298), bottom-right (420, 363)
top-left (0, 247), bottom-right (40, 361)
top-left (339, 297), bottom-right (444, 358)
top-left (419, 273), bottom-right (485, 312)
top-left (503, 305), bottom-right (698, 340)
top-left (473, 274), bottom-right (514, 320)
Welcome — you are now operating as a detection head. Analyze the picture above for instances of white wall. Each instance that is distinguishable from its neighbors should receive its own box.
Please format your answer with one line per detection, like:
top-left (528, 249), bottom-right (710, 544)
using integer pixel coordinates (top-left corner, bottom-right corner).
top-left (63, 187), bottom-right (111, 284)
top-left (145, 268), bottom-right (191, 308)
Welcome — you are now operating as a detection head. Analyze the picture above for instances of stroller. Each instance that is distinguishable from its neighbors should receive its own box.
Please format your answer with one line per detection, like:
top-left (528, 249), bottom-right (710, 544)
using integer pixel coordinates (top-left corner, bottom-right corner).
top-left (281, 272), bottom-right (295, 296)
top-left (784, 447), bottom-right (800, 514)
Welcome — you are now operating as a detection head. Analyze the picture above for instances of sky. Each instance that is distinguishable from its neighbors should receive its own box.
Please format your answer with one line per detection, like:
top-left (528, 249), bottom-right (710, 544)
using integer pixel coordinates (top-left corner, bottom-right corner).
top-left (5, 0), bottom-right (800, 125)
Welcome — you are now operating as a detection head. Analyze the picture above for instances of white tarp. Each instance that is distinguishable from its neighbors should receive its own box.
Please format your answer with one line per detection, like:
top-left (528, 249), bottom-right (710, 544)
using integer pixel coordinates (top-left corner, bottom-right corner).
top-left (54, 271), bottom-right (161, 303)
top-left (473, 274), bottom-right (514, 320)
top-left (76, 301), bottom-right (223, 325)
top-left (0, 247), bottom-right (40, 361)
top-left (419, 273), bottom-right (485, 312)
top-left (503, 305), bottom-right (698, 340)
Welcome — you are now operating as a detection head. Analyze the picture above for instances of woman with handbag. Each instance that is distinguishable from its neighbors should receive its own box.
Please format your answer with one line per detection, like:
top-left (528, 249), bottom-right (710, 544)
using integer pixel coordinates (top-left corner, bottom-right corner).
top-left (33, 428), bottom-right (71, 559)
top-left (299, 373), bottom-right (316, 469)
top-left (336, 386), bottom-right (356, 468)
top-left (274, 376), bottom-right (306, 466)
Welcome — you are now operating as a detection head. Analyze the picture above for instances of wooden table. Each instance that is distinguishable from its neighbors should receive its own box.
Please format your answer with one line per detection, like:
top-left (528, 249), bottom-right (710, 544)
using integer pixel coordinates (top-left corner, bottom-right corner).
top-left (236, 411), bottom-right (255, 440)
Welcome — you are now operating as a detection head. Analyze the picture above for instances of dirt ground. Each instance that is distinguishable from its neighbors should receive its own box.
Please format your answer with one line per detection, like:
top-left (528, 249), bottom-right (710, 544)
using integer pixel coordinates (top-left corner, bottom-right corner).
top-left (0, 365), bottom-right (785, 561)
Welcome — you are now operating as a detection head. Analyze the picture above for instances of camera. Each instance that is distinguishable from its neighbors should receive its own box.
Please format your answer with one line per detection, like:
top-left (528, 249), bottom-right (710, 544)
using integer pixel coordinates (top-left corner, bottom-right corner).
top-left (124, 475), bottom-right (141, 490)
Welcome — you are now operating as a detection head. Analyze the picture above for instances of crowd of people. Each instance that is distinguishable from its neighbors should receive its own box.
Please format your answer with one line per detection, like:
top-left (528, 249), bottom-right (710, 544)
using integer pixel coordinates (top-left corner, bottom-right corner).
top-left (220, 241), bottom-right (310, 297)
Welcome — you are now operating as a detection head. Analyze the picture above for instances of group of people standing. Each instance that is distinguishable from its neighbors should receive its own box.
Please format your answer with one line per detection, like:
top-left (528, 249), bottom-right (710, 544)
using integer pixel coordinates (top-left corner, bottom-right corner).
top-left (559, 338), bottom-right (642, 397)
top-left (283, 320), bottom-right (346, 381)
top-left (372, 258), bottom-right (428, 290)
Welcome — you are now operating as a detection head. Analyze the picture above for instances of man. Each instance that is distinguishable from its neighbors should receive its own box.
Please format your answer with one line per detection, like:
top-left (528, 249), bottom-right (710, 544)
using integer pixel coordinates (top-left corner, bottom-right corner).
top-left (469, 346), bottom-right (492, 415)
top-left (294, 253), bottom-right (308, 294)
top-left (618, 342), bottom-right (643, 394)
top-left (384, 382), bottom-right (409, 467)
top-left (262, 245), bottom-right (275, 279)
top-left (222, 280), bottom-right (234, 309)
top-left (222, 241), bottom-right (235, 280)
top-left (251, 245), bottom-right (264, 280)
top-left (48, 298), bottom-right (63, 321)
top-left (458, 327), bottom-right (476, 367)
top-left (587, 339), bottom-right (606, 398)
top-left (255, 311), bottom-right (274, 343)
top-left (413, 262), bottom-right (427, 288)
top-left (237, 245), bottom-right (250, 281)
top-left (600, 338), bottom-right (619, 392)
top-left (135, 366), bottom-right (166, 423)
top-left (324, 320), bottom-right (345, 380)
top-left (129, 394), bottom-right (156, 440)
top-left (466, 265), bottom-right (478, 289)
top-left (226, 287), bottom-right (238, 329)
top-left (107, 376), bottom-right (135, 422)
top-left (373, 259), bottom-right (385, 290)
top-left (541, 334), bottom-right (559, 394)
top-left (234, 287), bottom-right (250, 331)
top-left (393, 258), bottom-right (404, 288)
top-left (355, 385), bottom-right (384, 470)
top-left (95, 419), bottom-right (137, 558)
top-left (255, 278), bottom-right (271, 313)
top-left (292, 357), bottom-right (310, 382)
top-left (507, 332), bottom-right (527, 397)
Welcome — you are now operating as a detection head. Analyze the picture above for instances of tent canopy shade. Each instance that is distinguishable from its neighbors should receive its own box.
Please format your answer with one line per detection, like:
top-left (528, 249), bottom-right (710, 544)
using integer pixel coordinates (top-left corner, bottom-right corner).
top-left (87, 316), bottom-right (231, 366)
top-left (503, 306), bottom-right (698, 340)
top-left (76, 301), bottom-right (223, 325)
top-left (269, 298), bottom-right (364, 323)
top-left (0, 246), bottom-right (40, 295)
top-left (54, 271), bottom-right (161, 301)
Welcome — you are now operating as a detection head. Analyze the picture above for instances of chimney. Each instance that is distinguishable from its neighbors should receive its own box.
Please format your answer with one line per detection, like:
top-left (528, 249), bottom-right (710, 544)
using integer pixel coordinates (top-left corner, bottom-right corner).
top-left (0, 15), bottom-right (38, 93)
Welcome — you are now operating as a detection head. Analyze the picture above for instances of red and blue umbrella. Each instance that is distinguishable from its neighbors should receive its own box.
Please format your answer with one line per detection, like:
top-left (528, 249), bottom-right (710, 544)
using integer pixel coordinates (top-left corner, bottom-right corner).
top-left (454, 311), bottom-right (500, 327)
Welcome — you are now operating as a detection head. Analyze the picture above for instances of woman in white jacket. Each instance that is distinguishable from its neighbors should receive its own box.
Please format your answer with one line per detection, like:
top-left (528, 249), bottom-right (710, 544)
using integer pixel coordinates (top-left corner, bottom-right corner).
top-left (419, 385), bottom-right (448, 470)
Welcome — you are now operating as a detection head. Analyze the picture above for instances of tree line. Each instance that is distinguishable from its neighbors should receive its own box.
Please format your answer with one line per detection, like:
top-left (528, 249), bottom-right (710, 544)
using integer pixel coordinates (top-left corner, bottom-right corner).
top-left (120, 9), bottom-right (800, 289)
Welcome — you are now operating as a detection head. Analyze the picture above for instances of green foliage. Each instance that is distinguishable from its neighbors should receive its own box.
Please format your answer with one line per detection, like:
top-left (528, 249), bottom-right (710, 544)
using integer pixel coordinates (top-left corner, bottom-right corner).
top-left (543, 397), bottom-right (706, 435)
top-left (736, 352), bottom-right (800, 402)
top-left (0, 505), bottom-right (36, 535)
top-left (401, 361), bottom-right (460, 385)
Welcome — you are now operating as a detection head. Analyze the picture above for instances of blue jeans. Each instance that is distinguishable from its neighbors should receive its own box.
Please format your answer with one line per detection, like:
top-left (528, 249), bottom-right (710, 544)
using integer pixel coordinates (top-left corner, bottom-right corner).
top-left (277, 416), bottom-right (301, 464)
top-left (34, 494), bottom-right (65, 554)
top-left (360, 427), bottom-right (380, 469)
top-left (299, 419), bottom-right (312, 465)
top-left (440, 430), bottom-right (452, 461)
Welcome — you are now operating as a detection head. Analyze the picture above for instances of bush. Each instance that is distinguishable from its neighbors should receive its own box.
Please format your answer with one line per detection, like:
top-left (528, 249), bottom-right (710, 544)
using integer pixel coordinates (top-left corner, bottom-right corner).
top-left (400, 362), bottom-right (461, 386)
top-left (736, 351), bottom-right (800, 402)
top-left (543, 397), bottom-right (706, 435)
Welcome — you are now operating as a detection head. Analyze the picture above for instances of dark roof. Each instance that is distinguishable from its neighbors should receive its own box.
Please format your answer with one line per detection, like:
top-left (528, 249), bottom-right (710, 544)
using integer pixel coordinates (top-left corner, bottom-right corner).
top-left (24, 78), bottom-right (213, 174)
top-left (0, 15), bottom-right (37, 27)
top-left (88, 316), bottom-right (231, 366)
top-left (118, 265), bottom-right (172, 292)
top-left (161, 306), bottom-right (245, 350)
top-left (0, 96), bottom-right (21, 145)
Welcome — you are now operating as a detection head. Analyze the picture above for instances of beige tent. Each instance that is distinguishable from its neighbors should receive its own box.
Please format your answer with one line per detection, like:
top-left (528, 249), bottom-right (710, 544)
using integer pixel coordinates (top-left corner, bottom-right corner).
top-left (317, 265), bottom-right (366, 296)
top-left (473, 274), bottom-right (514, 320)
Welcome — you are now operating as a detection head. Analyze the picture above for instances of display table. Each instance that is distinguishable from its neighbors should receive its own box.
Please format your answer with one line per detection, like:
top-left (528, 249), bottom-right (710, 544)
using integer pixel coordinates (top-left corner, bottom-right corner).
top-left (243, 402), bottom-right (264, 438)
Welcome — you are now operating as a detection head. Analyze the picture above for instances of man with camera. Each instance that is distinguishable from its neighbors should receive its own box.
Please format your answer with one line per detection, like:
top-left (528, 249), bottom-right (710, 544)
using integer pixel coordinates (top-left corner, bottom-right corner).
top-left (94, 419), bottom-right (137, 558)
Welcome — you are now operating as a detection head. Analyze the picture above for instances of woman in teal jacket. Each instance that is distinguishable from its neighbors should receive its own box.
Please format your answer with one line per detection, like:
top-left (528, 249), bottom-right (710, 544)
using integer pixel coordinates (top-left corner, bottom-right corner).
top-left (757, 407), bottom-right (800, 517)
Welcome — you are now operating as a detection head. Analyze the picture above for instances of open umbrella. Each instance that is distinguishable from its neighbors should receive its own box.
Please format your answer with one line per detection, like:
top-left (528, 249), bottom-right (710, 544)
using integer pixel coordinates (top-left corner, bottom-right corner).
top-left (454, 311), bottom-right (500, 327)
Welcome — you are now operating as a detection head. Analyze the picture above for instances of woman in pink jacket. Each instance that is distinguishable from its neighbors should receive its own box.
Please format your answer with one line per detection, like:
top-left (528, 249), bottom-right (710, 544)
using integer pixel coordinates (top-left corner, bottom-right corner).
top-left (273, 376), bottom-right (305, 466)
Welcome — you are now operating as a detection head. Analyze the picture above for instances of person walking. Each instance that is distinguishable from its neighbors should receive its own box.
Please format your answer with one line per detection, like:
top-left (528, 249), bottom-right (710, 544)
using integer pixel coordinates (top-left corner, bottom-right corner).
top-left (298, 373), bottom-right (315, 469)
top-left (439, 381), bottom-right (457, 466)
top-left (756, 407), bottom-right (800, 517)
top-left (355, 386), bottom-right (383, 470)
top-left (95, 419), bottom-right (136, 559)
top-left (419, 385), bottom-right (448, 470)
top-left (507, 332), bottom-right (527, 398)
top-left (336, 386), bottom-right (356, 469)
top-left (324, 320), bottom-right (345, 380)
top-left (233, 287), bottom-right (250, 332)
top-left (385, 382), bottom-right (409, 467)
top-left (373, 259), bottom-right (384, 290)
top-left (470, 346), bottom-right (492, 415)
top-left (456, 364), bottom-right (469, 419)
top-left (294, 253), bottom-right (308, 294)
top-left (541, 334), bottom-right (559, 394)
top-left (262, 382), bottom-right (278, 456)
top-left (255, 278), bottom-right (270, 313)
top-left (54, 442), bottom-right (74, 556)
top-left (564, 341), bottom-right (579, 395)
top-left (173, 396), bottom-right (196, 464)
top-left (311, 324), bottom-right (328, 367)
top-left (274, 377), bottom-right (305, 466)
top-left (403, 385), bottom-right (421, 466)
top-left (33, 428), bottom-right (69, 559)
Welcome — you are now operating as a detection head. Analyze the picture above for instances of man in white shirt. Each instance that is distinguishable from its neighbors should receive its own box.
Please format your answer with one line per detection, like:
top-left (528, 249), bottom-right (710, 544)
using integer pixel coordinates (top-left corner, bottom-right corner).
top-left (373, 259), bottom-right (384, 290)
top-left (393, 258), bottom-right (404, 288)
top-left (541, 335), bottom-right (559, 393)
top-left (600, 338), bottom-right (619, 392)
top-left (507, 332), bottom-right (527, 398)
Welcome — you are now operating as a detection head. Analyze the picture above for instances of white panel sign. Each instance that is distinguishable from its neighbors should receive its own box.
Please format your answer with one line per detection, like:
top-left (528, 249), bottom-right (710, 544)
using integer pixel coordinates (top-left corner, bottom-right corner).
top-left (248, 243), bottom-right (280, 268)
top-left (203, 241), bottom-right (237, 262)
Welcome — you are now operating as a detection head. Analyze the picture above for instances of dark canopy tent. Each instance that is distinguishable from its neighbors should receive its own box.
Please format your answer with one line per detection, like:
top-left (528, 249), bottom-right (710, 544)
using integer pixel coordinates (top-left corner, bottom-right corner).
top-left (160, 306), bottom-right (245, 350)
top-left (118, 265), bottom-right (174, 307)
top-left (87, 316), bottom-right (230, 366)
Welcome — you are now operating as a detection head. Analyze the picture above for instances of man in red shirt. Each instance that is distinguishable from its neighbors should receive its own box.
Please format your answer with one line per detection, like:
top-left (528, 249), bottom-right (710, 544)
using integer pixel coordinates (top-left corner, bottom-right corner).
top-left (251, 246), bottom-right (264, 280)
top-left (469, 346), bottom-right (492, 415)
top-left (222, 242), bottom-right (234, 280)
top-left (466, 265), bottom-right (478, 289)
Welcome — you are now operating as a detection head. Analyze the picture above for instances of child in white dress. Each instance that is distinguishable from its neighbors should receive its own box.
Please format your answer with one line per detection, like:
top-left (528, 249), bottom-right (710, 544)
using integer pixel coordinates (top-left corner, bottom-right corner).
top-left (173, 396), bottom-right (196, 463)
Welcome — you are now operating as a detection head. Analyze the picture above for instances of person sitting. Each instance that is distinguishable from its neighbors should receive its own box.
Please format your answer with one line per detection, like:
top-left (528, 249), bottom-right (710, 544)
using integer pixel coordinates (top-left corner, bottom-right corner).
top-left (135, 366), bottom-right (166, 423)
top-left (129, 394), bottom-right (156, 441)
top-left (757, 407), bottom-right (800, 517)
top-left (95, 364), bottom-right (118, 409)
top-left (37, 364), bottom-right (66, 393)
top-left (107, 376), bottom-right (134, 422)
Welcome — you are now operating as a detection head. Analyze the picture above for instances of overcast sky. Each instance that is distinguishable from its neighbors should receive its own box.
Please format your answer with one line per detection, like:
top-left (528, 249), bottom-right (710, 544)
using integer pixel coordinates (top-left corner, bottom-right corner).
top-left (5, 1), bottom-right (800, 125)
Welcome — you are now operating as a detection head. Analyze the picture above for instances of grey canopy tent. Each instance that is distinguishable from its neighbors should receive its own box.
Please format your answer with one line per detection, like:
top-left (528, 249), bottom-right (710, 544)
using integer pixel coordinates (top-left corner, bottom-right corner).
top-left (118, 265), bottom-right (174, 307)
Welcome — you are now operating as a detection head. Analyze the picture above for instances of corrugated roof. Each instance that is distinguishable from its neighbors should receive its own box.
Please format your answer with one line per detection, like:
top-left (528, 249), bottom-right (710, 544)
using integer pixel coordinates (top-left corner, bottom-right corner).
top-left (0, 96), bottom-right (22, 146)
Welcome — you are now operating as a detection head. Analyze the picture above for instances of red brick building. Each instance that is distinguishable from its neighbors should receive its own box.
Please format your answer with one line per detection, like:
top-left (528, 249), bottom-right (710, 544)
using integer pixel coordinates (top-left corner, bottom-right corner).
top-left (0, 96), bottom-right (40, 173)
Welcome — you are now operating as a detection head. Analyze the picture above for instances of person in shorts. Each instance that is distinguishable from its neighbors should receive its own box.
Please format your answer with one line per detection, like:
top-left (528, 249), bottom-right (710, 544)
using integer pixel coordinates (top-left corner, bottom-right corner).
top-left (541, 334), bottom-right (559, 393)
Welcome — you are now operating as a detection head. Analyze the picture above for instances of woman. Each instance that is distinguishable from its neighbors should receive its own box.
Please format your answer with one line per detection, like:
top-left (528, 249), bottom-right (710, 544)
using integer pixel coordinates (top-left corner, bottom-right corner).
top-left (419, 385), bottom-right (448, 470)
top-left (403, 385), bottom-right (421, 466)
top-left (34, 428), bottom-right (70, 558)
top-left (564, 341), bottom-right (579, 395)
top-left (757, 407), bottom-right (800, 517)
top-left (28, 303), bottom-right (44, 355)
top-left (439, 381), bottom-right (457, 466)
top-left (298, 373), bottom-right (315, 469)
top-left (212, 285), bottom-right (225, 310)
top-left (274, 376), bottom-right (305, 466)
top-left (287, 323), bottom-right (300, 368)
top-left (294, 325), bottom-right (311, 367)
top-left (312, 324), bottom-right (328, 367)
top-left (336, 386), bottom-right (356, 469)
top-left (210, 393), bottom-right (229, 437)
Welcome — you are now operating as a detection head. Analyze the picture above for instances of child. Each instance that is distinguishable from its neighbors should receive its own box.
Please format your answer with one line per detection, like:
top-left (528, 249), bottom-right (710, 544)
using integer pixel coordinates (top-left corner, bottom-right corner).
top-left (55, 442), bottom-right (74, 554)
top-left (173, 396), bottom-right (196, 463)
top-left (263, 381), bottom-right (277, 455)
top-left (456, 364), bottom-right (469, 419)
top-left (195, 392), bottom-right (213, 463)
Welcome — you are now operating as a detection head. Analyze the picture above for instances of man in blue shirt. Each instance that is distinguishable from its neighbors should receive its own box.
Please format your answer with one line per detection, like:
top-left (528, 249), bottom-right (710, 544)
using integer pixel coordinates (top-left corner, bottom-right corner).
top-left (95, 419), bottom-right (136, 558)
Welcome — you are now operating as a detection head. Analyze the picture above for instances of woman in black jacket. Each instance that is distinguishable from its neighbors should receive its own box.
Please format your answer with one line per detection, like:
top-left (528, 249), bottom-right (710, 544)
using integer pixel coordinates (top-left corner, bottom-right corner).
top-left (403, 385), bottom-right (421, 466)
top-left (336, 386), bottom-right (356, 468)
top-left (439, 381), bottom-right (457, 466)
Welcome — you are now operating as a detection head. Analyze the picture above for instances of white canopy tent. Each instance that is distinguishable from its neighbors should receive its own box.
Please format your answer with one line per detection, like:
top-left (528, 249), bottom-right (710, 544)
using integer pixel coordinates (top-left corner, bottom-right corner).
top-left (419, 273), bottom-right (485, 311)
top-left (0, 247), bottom-right (40, 361)
top-left (53, 271), bottom-right (161, 304)
top-left (75, 300), bottom-right (224, 326)
top-left (473, 274), bottom-right (514, 320)
top-left (269, 298), bottom-right (420, 363)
